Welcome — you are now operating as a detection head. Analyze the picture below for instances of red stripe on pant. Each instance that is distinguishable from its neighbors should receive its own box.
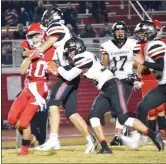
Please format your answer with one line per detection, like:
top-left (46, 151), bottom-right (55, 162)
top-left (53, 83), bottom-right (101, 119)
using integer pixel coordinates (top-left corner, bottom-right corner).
top-left (55, 82), bottom-right (68, 100)
top-left (117, 81), bottom-right (128, 114)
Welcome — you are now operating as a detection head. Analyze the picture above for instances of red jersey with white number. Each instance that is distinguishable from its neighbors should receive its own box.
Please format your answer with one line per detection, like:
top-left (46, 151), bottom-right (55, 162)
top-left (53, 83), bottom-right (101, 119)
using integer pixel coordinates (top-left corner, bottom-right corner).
top-left (27, 58), bottom-right (48, 82)
top-left (20, 40), bottom-right (55, 82)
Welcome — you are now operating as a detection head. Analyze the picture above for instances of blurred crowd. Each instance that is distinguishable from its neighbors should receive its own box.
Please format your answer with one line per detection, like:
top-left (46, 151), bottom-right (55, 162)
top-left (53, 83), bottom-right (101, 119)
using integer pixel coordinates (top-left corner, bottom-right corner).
top-left (1, 1), bottom-right (165, 65)
top-left (1, 1), bottom-right (165, 40)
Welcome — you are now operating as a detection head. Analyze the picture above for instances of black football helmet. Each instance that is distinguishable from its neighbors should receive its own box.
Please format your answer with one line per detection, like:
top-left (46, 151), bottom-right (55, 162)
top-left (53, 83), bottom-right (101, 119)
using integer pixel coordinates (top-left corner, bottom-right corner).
top-left (134, 20), bottom-right (158, 42)
top-left (64, 37), bottom-right (86, 58)
top-left (112, 21), bottom-right (128, 43)
top-left (41, 7), bottom-right (64, 27)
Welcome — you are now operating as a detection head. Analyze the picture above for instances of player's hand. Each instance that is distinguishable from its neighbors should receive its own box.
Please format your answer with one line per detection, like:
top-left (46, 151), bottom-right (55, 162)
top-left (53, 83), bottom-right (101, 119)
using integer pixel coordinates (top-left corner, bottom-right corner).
top-left (133, 53), bottom-right (144, 65)
top-left (133, 81), bottom-right (142, 90)
top-left (110, 67), bottom-right (117, 75)
top-left (29, 50), bottom-right (43, 60)
top-left (35, 96), bottom-right (47, 109)
top-left (126, 73), bottom-right (138, 85)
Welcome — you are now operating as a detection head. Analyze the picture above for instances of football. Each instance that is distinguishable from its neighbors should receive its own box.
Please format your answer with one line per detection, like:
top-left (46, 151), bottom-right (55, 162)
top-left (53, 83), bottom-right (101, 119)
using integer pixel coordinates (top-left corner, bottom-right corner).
top-left (47, 61), bottom-right (58, 71)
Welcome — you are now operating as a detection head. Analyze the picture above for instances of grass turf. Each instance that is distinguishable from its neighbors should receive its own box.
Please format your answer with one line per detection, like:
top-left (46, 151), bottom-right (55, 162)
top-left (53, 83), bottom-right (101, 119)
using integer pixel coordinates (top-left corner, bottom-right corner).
top-left (2, 142), bottom-right (166, 163)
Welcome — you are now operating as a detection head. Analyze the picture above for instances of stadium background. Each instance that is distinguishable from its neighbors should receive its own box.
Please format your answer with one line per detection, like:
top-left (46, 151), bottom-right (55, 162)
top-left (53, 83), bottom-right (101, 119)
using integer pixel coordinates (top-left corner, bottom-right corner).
top-left (2, 0), bottom-right (166, 163)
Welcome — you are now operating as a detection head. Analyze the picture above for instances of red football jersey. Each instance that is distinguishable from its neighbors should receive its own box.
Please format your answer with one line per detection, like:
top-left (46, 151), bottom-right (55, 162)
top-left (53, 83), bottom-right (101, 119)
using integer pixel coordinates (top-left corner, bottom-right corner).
top-left (20, 40), bottom-right (55, 82)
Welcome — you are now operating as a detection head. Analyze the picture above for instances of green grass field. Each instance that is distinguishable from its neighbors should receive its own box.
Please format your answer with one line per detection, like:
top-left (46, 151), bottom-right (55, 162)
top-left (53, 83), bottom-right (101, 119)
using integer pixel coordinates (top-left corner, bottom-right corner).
top-left (2, 142), bottom-right (166, 163)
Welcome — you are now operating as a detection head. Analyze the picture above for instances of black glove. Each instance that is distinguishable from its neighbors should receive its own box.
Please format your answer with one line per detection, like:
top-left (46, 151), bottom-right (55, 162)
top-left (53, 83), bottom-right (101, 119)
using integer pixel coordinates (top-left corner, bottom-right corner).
top-left (126, 73), bottom-right (138, 85)
top-left (110, 67), bottom-right (117, 75)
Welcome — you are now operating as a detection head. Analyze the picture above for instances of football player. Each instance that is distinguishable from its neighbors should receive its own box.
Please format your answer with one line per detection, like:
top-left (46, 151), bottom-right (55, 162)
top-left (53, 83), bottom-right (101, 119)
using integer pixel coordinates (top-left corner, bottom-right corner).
top-left (133, 20), bottom-right (166, 142)
top-left (7, 23), bottom-right (57, 156)
top-left (132, 20), bottom-right (166, 144)
top-left (55, 37), bottom-right (164, 153)
top-left (34, 7), bottom-right (98, 153)
top-left (101, 21), bottom-right (137, 146)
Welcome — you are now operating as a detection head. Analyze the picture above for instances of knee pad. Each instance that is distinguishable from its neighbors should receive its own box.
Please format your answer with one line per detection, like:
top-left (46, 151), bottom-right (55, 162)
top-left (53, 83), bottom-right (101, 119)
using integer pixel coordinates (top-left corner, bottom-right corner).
top-left (148, 108), bottom-right (156, 117)
top-left (124, 117), bottom-right (135, 127)
top-left (117, 113), bottom-right (129, 125)
top-left (7, 112), bottom-right (18, 125)
top-left (90, 117), bottom-right (101, 128)
top-left (156, 103), bottom-right (165, 113)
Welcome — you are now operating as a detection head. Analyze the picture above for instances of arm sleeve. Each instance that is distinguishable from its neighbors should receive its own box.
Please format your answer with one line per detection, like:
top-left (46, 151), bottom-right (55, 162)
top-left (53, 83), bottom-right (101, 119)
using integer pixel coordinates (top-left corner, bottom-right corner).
top-left (143, 58), bottom-right (164, 71)
top-left (58, 66), bottom-right (82, 81)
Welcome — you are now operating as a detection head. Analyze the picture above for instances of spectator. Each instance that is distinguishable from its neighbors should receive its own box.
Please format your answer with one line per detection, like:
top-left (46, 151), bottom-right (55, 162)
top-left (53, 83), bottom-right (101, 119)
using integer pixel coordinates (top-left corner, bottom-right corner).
top-left (13, 23), bottom-right (26, 39)
top-left (78, 2), bottom-right (86, 14)
top-left (2, 41), bottom-right (12, 65)
top-left (63, 2), bottom-right (78, 34)
top-left (2, 25), bottom-right (12, 40)
top-left (161, 1), bottom-right (166, 10)
top-left (99, 22), bottom-right (112, 37)
top-left (5, 9), bottom-right (18, 26)
top-left (66, 24), bottom-right (77, 37)
top-left (19, 7), bottom-right (31, 26)
top-left (34, 1), bottom-right (46, 22)
top-left (2, 13), bottom-right (6, 27)
top-left (80, 24), bottom-right (98, 38)
top-left (141, 1), bottom-right (162, 11)
top-left (92, 1), bottom-right (108, 23)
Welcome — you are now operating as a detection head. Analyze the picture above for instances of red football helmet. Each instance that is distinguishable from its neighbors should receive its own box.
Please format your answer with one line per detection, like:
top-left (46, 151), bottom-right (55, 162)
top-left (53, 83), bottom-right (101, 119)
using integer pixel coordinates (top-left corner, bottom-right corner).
top-left (26, 23), bottom-right (45, 48)
top-left (152, 20), bottom-right (165, 39)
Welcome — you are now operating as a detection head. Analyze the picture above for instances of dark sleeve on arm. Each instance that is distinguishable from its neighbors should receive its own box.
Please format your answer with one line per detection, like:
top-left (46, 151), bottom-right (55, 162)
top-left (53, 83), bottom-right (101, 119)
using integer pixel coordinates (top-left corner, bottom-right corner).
top-left (143, 58), bottom-right (164, 71)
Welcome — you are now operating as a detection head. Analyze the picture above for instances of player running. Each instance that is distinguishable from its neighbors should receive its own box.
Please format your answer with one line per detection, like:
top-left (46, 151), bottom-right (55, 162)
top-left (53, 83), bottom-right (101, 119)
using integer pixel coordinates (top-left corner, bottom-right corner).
top-left (56, 37), bottom-right (164, 153)
top-left (101, 21), bottom-right (137, 146)
top-left (7, 23), bottom-right (57, 156)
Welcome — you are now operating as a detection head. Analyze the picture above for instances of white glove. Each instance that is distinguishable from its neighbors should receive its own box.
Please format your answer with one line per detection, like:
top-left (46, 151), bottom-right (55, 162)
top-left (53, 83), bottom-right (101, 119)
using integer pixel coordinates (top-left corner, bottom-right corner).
top-left (28, 82), bottom-right (47, 109)
top-left (35, 95), bottom-right (47, 109)
top-left (133, 81), bottom-right (142, 90)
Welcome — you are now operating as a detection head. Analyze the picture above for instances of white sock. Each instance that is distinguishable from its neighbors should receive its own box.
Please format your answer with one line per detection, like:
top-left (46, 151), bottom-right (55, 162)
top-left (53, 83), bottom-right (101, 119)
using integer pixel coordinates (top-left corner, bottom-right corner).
top-left (86, 135), bottom-right (94, 144)
top-left (49, 133), bottom-right (58, 140)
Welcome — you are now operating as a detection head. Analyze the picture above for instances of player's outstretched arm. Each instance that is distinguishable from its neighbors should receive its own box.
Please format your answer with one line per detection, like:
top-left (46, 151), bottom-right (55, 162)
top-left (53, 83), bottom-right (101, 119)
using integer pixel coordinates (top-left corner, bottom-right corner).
top-left (39, 36), bottom-right (59, 53)
top-left (22, 36), bottom-right (58, 57)
top-left (58, 66), bottom-right (82, 81)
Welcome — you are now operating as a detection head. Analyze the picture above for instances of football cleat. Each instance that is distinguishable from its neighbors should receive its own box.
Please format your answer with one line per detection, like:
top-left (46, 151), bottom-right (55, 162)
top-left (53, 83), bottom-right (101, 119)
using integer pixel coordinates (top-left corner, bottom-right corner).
top-left (35, 139), bottom-right (60, 151)
top-left (152, 131), bottom-right (164, 151)
top-left (17, 145), bottom-right (29, 156)
top-left (85, 135), bottom-right (100, 154)
top-left (121, 131), bottom-right (141, 149)
top-left (97, 147), bottom-right (112, 154)
top-left (110, 135), bottom-right (123, 146)
top-left (140, 135), bottom-right (149, 143)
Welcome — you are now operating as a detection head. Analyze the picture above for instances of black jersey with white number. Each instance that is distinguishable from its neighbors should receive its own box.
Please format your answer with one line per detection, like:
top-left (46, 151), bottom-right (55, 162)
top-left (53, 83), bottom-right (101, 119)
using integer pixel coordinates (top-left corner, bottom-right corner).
top-left (73, 51), bottom-right (114, 89)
